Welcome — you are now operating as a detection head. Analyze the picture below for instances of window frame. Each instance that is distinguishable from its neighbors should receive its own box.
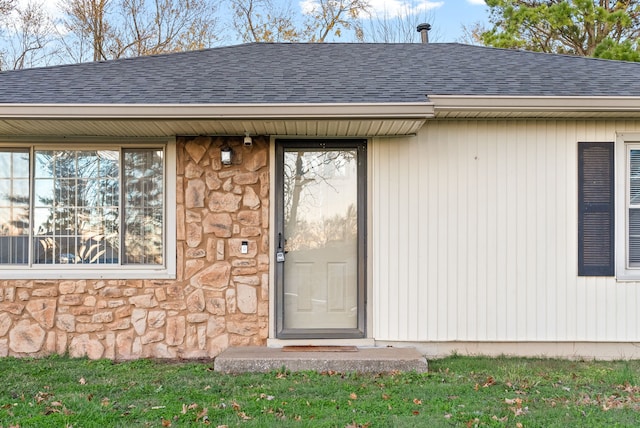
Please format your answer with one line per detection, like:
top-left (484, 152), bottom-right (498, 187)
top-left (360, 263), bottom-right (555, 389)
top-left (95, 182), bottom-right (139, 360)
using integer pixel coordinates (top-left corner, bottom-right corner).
top-left (0, 137), bottom-right (176, 280)
top-left (615, 133), bottom-right (640, 280)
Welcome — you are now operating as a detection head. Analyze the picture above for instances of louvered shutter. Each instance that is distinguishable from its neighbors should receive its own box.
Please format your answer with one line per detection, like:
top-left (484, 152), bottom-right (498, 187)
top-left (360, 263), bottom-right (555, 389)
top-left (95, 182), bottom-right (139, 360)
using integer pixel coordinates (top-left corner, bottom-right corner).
top-left (578, 142), bottom-right (614, 276)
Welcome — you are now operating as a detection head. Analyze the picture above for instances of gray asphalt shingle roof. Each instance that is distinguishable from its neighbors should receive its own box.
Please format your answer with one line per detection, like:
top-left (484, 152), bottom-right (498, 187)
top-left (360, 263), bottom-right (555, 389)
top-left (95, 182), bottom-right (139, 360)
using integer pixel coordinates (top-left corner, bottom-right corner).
top-left (1, 42), bottom-right (640, 104)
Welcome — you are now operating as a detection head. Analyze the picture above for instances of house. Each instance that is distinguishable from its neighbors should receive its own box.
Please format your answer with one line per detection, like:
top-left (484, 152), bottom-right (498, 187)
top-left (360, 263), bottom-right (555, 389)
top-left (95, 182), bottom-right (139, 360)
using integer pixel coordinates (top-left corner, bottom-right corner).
top-left (1, 41), bottom-right (640, 360)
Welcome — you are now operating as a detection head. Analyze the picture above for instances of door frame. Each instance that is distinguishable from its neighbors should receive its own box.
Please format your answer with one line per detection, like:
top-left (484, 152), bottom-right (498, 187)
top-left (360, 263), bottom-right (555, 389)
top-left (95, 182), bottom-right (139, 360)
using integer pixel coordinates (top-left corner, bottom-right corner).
top-left (274, 139), bottom-right (367, 339)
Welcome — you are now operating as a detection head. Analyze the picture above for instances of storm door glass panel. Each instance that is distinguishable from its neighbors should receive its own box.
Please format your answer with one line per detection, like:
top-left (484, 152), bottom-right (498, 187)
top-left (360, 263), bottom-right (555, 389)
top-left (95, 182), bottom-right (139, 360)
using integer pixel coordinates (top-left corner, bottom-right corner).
top-left (629, 149), bottom-right (640, 267)
top-left (0, 150), bottom-right (30, 264)
top-left (33, 150), bottom-right (120, 264)
top-left (123, 149), bottom-right (164, 265)
top-left (283, 148), bottom-right (358, 330)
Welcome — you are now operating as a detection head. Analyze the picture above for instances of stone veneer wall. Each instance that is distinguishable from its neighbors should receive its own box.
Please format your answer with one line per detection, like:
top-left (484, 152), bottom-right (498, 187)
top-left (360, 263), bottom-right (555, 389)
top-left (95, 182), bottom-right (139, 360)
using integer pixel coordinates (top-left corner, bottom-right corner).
top-left (0, 136), bottom-right (270, 359)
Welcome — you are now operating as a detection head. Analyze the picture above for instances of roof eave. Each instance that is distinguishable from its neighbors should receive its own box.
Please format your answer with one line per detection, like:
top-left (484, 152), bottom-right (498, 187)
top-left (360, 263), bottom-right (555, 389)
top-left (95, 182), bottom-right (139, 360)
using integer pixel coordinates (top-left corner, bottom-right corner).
top-left (0, 103), bottom-right (434, 138)
top-left (0, 102), bottom-right (435, 120)
top-left (430, 95), bottom-right (640, 118)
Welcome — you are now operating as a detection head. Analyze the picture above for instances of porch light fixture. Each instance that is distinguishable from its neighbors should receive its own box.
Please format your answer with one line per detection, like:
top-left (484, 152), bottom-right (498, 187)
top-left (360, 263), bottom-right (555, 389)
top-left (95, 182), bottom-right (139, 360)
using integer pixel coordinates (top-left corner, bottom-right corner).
top-left (220, 145), bottom-right (232, 165)
top-left (243, 132), bottom-right (253, 146)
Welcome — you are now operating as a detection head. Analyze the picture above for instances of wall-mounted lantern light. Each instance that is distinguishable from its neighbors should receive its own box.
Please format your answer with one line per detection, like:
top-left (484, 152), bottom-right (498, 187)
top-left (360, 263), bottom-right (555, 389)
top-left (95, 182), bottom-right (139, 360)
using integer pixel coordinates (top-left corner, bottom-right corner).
top-left (221, 145), bottom-right (232, 165)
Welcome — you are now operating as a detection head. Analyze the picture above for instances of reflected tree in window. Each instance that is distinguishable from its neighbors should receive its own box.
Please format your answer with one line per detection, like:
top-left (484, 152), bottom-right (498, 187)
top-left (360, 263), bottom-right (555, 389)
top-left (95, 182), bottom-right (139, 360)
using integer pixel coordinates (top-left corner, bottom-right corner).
top-left (33, 150), bottom-right (120, 264)
top-left (123, 149), bottom-right (164, 265)
top-left (0, 150), bottom-right (30, 264)
top-left (283, 149), bottom-right (357, 252)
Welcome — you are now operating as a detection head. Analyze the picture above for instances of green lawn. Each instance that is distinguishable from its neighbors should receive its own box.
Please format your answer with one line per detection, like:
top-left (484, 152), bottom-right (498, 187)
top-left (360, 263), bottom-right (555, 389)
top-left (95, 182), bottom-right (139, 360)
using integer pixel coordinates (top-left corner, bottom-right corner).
top-left (1, 354), bottom-right (639, 427)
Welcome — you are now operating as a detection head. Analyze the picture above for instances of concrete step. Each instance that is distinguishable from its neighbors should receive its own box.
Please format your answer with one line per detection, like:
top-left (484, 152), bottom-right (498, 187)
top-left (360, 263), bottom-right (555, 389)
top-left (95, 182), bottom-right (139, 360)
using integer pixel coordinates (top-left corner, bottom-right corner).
top-left (213, 346), bottom-right (428, 373)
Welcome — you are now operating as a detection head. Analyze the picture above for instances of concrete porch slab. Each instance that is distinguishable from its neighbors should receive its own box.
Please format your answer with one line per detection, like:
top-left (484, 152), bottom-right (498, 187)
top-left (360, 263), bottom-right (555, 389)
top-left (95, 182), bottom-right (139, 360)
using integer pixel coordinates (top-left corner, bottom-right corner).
top-left (213, 346), bottom-right (428, 373)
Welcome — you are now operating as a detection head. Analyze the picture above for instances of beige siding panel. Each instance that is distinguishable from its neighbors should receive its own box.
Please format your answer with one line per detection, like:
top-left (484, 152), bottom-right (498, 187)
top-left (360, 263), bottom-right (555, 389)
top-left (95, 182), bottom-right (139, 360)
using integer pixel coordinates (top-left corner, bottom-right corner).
top-left (372, 119), bottom-right (640, 342)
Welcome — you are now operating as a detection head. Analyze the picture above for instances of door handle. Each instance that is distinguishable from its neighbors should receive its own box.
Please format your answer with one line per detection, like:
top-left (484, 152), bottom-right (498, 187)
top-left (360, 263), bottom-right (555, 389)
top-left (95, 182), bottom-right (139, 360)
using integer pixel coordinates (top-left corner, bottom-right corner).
top-left (276, 233), bottom-right (286, 262)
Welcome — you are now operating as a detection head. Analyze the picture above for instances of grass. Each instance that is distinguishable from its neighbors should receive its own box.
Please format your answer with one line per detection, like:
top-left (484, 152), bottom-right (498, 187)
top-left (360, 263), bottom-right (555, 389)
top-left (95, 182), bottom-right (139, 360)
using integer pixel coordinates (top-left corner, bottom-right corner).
top-left (1, 355), bottom-right (640, 427)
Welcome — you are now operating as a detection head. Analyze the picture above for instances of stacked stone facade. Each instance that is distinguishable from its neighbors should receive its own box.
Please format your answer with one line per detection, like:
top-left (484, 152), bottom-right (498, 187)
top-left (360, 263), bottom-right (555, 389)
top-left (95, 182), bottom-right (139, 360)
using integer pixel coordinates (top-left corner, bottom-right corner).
top-left (0, 136), bottom-right (269, 359)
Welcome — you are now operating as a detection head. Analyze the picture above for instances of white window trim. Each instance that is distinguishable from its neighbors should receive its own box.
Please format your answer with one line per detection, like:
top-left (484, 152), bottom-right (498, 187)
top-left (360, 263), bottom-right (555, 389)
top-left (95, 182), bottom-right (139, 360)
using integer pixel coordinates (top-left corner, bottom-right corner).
top-left (0, 137), bottom-right (176, 280)
top-left (616, 132), bottom-right (640, 280)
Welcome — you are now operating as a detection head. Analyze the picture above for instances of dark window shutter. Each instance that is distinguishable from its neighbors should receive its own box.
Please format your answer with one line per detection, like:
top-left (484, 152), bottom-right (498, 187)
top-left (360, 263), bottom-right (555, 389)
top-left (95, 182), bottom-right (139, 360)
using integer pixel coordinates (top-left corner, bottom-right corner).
top-left (578, 142), bottom-right (614, 276)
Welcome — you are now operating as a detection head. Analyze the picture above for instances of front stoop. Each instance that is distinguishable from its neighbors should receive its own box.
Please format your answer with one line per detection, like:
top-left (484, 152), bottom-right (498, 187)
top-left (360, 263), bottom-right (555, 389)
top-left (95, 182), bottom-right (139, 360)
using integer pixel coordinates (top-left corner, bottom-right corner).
top-left (213, 346), bottom-right (428, 373)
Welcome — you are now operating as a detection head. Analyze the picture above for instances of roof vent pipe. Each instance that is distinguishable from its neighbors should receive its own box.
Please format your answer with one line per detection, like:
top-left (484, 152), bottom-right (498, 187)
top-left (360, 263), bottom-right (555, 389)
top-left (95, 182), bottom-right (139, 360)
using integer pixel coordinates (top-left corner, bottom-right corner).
top-left (417, 23), bottom-right (431, 43)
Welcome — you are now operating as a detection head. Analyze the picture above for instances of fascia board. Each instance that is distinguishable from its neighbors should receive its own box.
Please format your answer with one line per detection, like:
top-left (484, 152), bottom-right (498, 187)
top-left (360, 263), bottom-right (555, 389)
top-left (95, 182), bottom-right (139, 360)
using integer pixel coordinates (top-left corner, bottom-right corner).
top-left (430, 95), bottom-right (640, 113)
top-left (0, 103), bottom-right (435, 120)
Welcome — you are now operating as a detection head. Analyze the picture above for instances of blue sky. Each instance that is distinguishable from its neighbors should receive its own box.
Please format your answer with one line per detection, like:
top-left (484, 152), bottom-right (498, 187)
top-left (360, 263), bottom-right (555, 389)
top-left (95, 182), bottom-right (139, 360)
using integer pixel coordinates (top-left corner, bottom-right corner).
top-left (298, 0), bottom-right (491, 42)
top-left (19, 0), bottom-right (491, 44)
top-left (425, 0), bottom-right (490, 42)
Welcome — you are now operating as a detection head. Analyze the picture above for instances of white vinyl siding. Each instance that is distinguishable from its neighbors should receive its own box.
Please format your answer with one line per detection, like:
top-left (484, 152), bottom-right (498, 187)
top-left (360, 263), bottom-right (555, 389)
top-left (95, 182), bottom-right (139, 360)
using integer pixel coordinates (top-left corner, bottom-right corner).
top-left (372, 119), bottom-right (640, 343)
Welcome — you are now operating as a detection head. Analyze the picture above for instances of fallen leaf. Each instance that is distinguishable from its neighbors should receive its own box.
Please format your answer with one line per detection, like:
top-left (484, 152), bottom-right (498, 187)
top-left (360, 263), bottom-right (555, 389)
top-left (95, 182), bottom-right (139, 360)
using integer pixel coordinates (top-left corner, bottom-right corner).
top-left (79, 377), bottom-right (86, 385)
top-left (101, 398), bottom-right (110, 407)
top-left (444, 413), bottom-right (452, 419)
top-left (349, 393), bottom-right (358, 400)
top-left (161, 417), bottom-right (172, 427)
top-left (232, 401), bottom-right (241, 411)
top-left (50, 401), bottom-right (63, 407)
top-left (483, 376), bottom-right (496, 387)
top-left (188, 403), bottom-right (198, 410)
top-left (35, 392), bottom-right (52, 404)
top-left (413, 398), bottom-right (422, 405)
top-left (259, 393), bottom-right (275, 401)
top-left (237, 411), bottom-right (252, 420)
top-left (196, 407), bottom-right (208, 422)
top-left (382, 393), bottom-right (390, 400)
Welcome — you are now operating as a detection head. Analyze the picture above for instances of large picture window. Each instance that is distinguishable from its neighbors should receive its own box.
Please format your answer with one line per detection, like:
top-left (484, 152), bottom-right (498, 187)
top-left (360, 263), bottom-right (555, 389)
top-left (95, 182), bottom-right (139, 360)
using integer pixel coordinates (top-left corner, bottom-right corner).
top-left (0, 141), bottom-right (176, 279)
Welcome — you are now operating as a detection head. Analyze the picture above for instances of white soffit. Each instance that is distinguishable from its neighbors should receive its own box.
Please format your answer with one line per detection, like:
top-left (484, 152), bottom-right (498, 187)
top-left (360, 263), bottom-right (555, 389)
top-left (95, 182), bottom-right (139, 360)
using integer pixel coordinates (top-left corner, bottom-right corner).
top-left (430, 96), bottom-right (640, 118)
top-left (0, 103), bottom-right (433, 138)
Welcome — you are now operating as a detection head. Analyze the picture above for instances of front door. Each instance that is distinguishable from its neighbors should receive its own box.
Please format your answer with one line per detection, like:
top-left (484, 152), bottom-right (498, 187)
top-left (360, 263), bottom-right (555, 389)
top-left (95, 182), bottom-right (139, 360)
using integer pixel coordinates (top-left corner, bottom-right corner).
top-left (275, 140), bottom-right (366, 339)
